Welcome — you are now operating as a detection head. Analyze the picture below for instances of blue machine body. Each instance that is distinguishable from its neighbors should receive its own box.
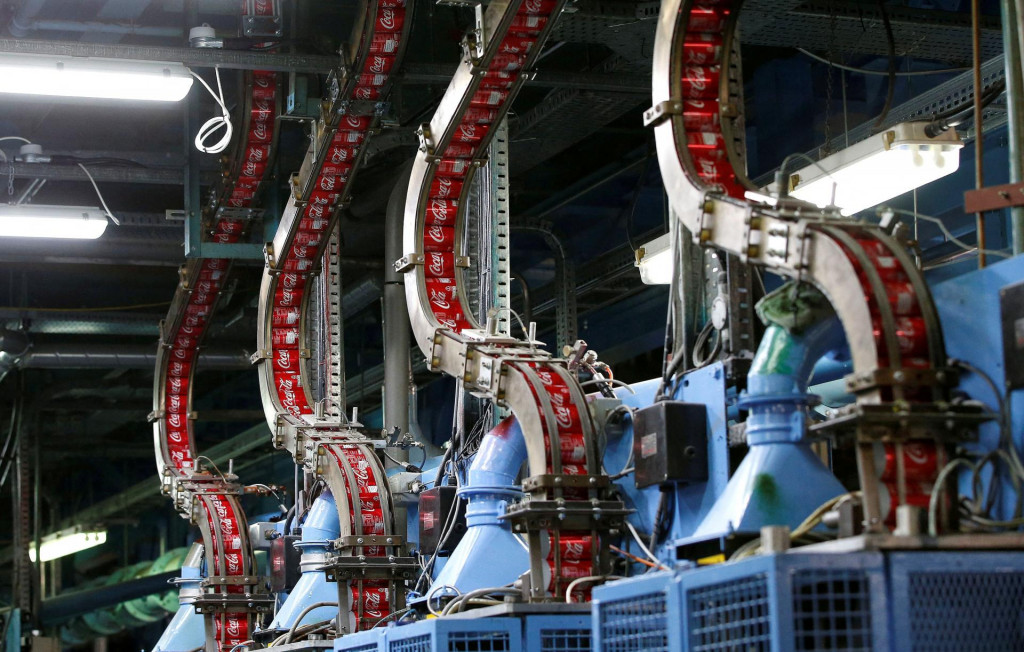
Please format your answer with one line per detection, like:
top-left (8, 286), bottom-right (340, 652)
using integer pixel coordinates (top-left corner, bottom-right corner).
top-left (266, 491), bottom-right (342, 633)
top-left (152, 551), bottom-right (204, 652)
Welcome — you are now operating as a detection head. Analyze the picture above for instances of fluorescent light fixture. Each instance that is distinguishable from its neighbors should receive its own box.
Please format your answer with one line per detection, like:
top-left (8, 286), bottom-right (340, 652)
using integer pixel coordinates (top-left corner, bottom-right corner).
top-left (0, 204), bottom-right (108, 239)
top-left (0, 53), bottom-right (193, 102)
top-left (774, 122), bottom-right (963, 216)
top-left (635, 232), bottom-right (673, 285)
top-left (29, 526), bottom-right (107, 562)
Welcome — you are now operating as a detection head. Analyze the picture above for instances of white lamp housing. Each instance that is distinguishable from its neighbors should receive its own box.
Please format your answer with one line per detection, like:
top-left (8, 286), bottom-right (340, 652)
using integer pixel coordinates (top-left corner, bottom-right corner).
top-left (0, 204), bottom-right (108, 239)
top-left (0, 53), bottom-right (193, 102)
top-left (636, 232), bottom-right (674, 285)
top-left (779, 122), bottom-right (963, 216)
top-left (30, 526), bottom-right (107, 562)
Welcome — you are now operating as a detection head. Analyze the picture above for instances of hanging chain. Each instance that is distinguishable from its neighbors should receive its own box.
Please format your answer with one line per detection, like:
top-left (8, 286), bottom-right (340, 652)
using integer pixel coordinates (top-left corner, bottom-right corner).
top-left (7, 159), bottom-right (13, 197)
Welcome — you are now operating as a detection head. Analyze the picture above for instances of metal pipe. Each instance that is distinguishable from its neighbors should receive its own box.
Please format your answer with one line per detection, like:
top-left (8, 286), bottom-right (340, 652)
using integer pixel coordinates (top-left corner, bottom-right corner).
top-left (973, 0), bottom-right (987, 267)
top-left (7, 0), bottom-right (49, 38)
top-left (1002, 0), bottom-right (1024, 255)
top-left (10, 20), bottom-right (183, 38)
top-left (383, 166), bottom-right (413, 456)
top-left (19, 343), bottom-right (251, 370)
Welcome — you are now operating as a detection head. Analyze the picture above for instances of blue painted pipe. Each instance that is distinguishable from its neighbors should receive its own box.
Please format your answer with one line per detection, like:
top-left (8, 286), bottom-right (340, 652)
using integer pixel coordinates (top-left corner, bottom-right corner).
top-left (266, 491), bottom-right (341, 633)
top-left (693, 313), bottom-right (848, 536)
top-left (153, 545), bottom-right (205, 652)
top-left (427, 417), bottom-right (530, 595)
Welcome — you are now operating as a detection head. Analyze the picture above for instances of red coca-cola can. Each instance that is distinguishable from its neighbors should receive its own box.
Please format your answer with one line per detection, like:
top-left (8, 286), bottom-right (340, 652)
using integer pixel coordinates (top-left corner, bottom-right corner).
top-left (369, 33), bottom-right (400, 55)
top-left (454, 122), bottom-right (488, 143)
top-left (480, 71), bottom-right (516, 89)
top-left (308, 189), bottom-right (342, 207)
top-left (352, 586), bottom-right (390, 609)
top-left (683, 32), bottom-right (724, 65)
top-left (320, 163), bottom-right (353, 179)
top-left (294, 230), bottom-right (323, 248)
top-left (550, 535), bottom-right (593, 562)
top-left (173, 333), bottom-right (196, 350)
top-left (272, 327), bottom-right (300, 348)
top-left (272, 307), bottom-right (301, 327)
top-left (375, 7), bottom-right (405, 31)
top-left (298, 218), bottom-right (329, 234)
top-left (166, 393), bottom-right (188, 415)
top-left (875, 441), bottom-right (938, 483)
top-left (546, 557), bottom-right (593, 586)
top-left (559, 463), bottom-right (587, 476)
top-left (233, 177), bottom-right (259, 192)
top-left (363, 54), bottom-right (396, 75)
top-left (688, 7), bottom-right (728, 32)
top-left (865, 280), bottom-right (918, 316)
top-left (429, 177), bottom-right (463, 200)
top-left (690, 149), bottom-right (733, 184)
top-left (289, 243), bottom-right (314, 261)
top-left (426, 199), bottom-right (458, 225)
top-left (353, 86), bottom-right (380, 101)
top-left (880, 481), bottom-right (934, 526)
top-left (499, 36), bottom-right (536, 55)
top-left (520, 0), bottom-right (557, 14)
top-left (328, 145), bottom-right (359, 164)
top-left (332, 130), bottom-right (366, 146)
top-left (356, 73), bottom-right (388, 88)
top-left (436, 160), bottom-right (470, 177)
top-left (510, 15), bottom-right (547, 33)
top-left (166, 376), bottom-right (189, 396)
top-left (249, 120), bottom-right (274, 145)
top-left (463, 107), bottom-right (498, 125)
top-left (250, 99), bottom-right (275, 123)
top-left (252, 0), bottom-right (274, 16)
top-left (681, 65), bottom-right (721, 99)
top-left (424, 251), bottom-right (454, 277)
top-left (215, 220), bottom-right (244, 236)
top-left (230, 186), bottom-right (255, 201)
top-left (470, 89), bottom-right (509, 108)
top-left (683, 101), bottom-right (720, 132)
top-left (686, 130), bottom-right (726, 150)
top-left (196, 267), bottom-right (225, 283)
top-left (549, 431), bottom-right (587, 464)
top-left (239, 159), bottom-right (267, 180)
top-left (274, 287), bottom-right (301, 307)
top-left (252, 83), bottom-right (276, 101)
top-left (245, 144), bottom-right (271, 162)
top-left (856, 237), bottom-right (904, 280)
top-left (315, 174), bottom-right (340, 192)
top-left (282, 257), bottom-right (313, 273)
top-left (279, 273), bottom-right (306, 290)
top-left (433, 310), bottom-right (471, 332)
top-left (167, 360), bottom-right (192, 377)
top-left (165, 422), bottom-right (189, 447)
top-left (271, 349), bottom-right (301, 374)
top-left (490, 53), bottom-right (526, 73)
top-left (444, 144), bottom-right (476, 158)
top-left (423, 225), bottom-right (456, 252)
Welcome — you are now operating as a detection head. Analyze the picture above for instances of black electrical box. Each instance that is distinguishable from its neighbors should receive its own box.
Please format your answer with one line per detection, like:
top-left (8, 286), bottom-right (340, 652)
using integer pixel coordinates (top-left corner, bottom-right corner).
top-left (1001, 280), bottom-right (1024, 390)
top-left (269, 534), bottom-right (301, 593)
top-left (633, 401), bottom-right (709, 488)
top-left (418, 485), bottom-right (466, 555)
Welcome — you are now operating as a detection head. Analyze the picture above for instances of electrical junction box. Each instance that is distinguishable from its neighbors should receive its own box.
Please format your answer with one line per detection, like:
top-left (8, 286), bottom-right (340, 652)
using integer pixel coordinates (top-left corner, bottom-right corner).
top-left (1001, 279), bottom-right (1024, 390)
top-left (418, 485), bottom-right (466, 556)
top-left (633, 401), bottom-right (709, 489)
top-left (269, 534), bottom-right (301, 593)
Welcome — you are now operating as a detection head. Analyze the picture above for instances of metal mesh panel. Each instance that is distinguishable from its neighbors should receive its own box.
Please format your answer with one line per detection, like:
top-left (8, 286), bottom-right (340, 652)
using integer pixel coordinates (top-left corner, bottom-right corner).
top-left (343, 645), bottom-right (380, 652)
top-left (447, 630), bottom-right (511, 652)
top-left (389, 634), bottom-right (431, 652)
top-left (540, 628), bottom-right (592, 652)
top-left (907, 571), bottom-right (1024, 652)
top-left (792, 569), bottom-right (873, 651)
top-left (688, 574), bottom-right (771, 652)
top-left (599, 593), bottom-right (669, 652)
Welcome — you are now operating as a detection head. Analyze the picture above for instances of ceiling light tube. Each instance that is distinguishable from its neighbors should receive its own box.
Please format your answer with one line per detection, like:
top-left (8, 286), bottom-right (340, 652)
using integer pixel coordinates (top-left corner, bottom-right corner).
top-left (774, 122), bottom-right (963, 216)
top-left (635, 232), bottom-right (674, 285)
top-left (0, 204), bottom-right (108, 239)
top-left (29, 526), bottom-right (107, 562)
top-left (0, 53), bottom-right (193, 102)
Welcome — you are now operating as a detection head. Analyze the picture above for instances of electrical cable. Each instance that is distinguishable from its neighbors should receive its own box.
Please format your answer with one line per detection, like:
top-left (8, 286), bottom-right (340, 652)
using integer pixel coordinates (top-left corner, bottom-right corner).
top-left (873, 0), bottom-right (898, 129)
top-left (881, 207), bottom-right (1011, 259)
top-left (370, 607), bottom-right (414, 628)
top-left (76, 163), bottom-right (121, 226)
top-left (381, 448), bottom-right (421, 473)
top-left (564, 575), bottom-right (621, 603)
top-left (578, 377), bottom-right (636, 393)
top-left (925, 80), bottom-right (1006, 136)
top-left (190, 68), bottom-right (234, 155)
top-left (795, 48), bottom-right (968, 77)
top-left (610, 544), bottom-right (659, 568)
top-left (442, 586), bottom-right (519, 615)
top-left (625, 521), bottom-right (666, 570)
top-left (775, 151), bottom-right (839, 200)
top-left (425, 584), bottom-right (460, 617)
top-left (284, 603), bottom-right (337, 643)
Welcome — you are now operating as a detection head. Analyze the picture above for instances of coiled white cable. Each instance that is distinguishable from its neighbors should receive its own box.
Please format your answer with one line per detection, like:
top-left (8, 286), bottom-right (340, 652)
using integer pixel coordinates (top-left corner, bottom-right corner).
top-left (190, 68), bottom-right (233, 155)
top-left (77, 163), bottom-right (121, 226)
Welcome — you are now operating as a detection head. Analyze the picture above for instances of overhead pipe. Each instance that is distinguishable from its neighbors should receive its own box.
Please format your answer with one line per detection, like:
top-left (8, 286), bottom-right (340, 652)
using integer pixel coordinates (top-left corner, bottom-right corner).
top-left (692, 283), bottom-right (847, 537)
top-left (6, 0), bottom-right (47, 38)
top-left (427, 417), bottom-right (530, 595)
top-left (1002, 0), bottom-right (1024, 255)
top-left (265, 492), bottom-right (341, 636)
top-left (10, 20), bottom-right (183, 38)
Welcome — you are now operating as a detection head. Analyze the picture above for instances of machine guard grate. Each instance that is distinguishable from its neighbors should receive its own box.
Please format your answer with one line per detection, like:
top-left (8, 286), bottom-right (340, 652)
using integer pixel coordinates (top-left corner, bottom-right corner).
top-left (540, 627), bottom-right (592, 652)
top-left (598, 593), bottom-right (669, 652)
top-left (907, 570), bottom-right (1024, 651)
top-left (687, 573), bottom-right (771, 651)
top-left (792, 568), bottom-right (873, 651)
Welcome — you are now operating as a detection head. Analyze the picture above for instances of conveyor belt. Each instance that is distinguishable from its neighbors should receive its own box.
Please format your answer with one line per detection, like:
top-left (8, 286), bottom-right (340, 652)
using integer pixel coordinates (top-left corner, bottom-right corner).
top-left (650, 0), bottom-right (963, 532)
top-left (253, 0), bottom-right (414, 631)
